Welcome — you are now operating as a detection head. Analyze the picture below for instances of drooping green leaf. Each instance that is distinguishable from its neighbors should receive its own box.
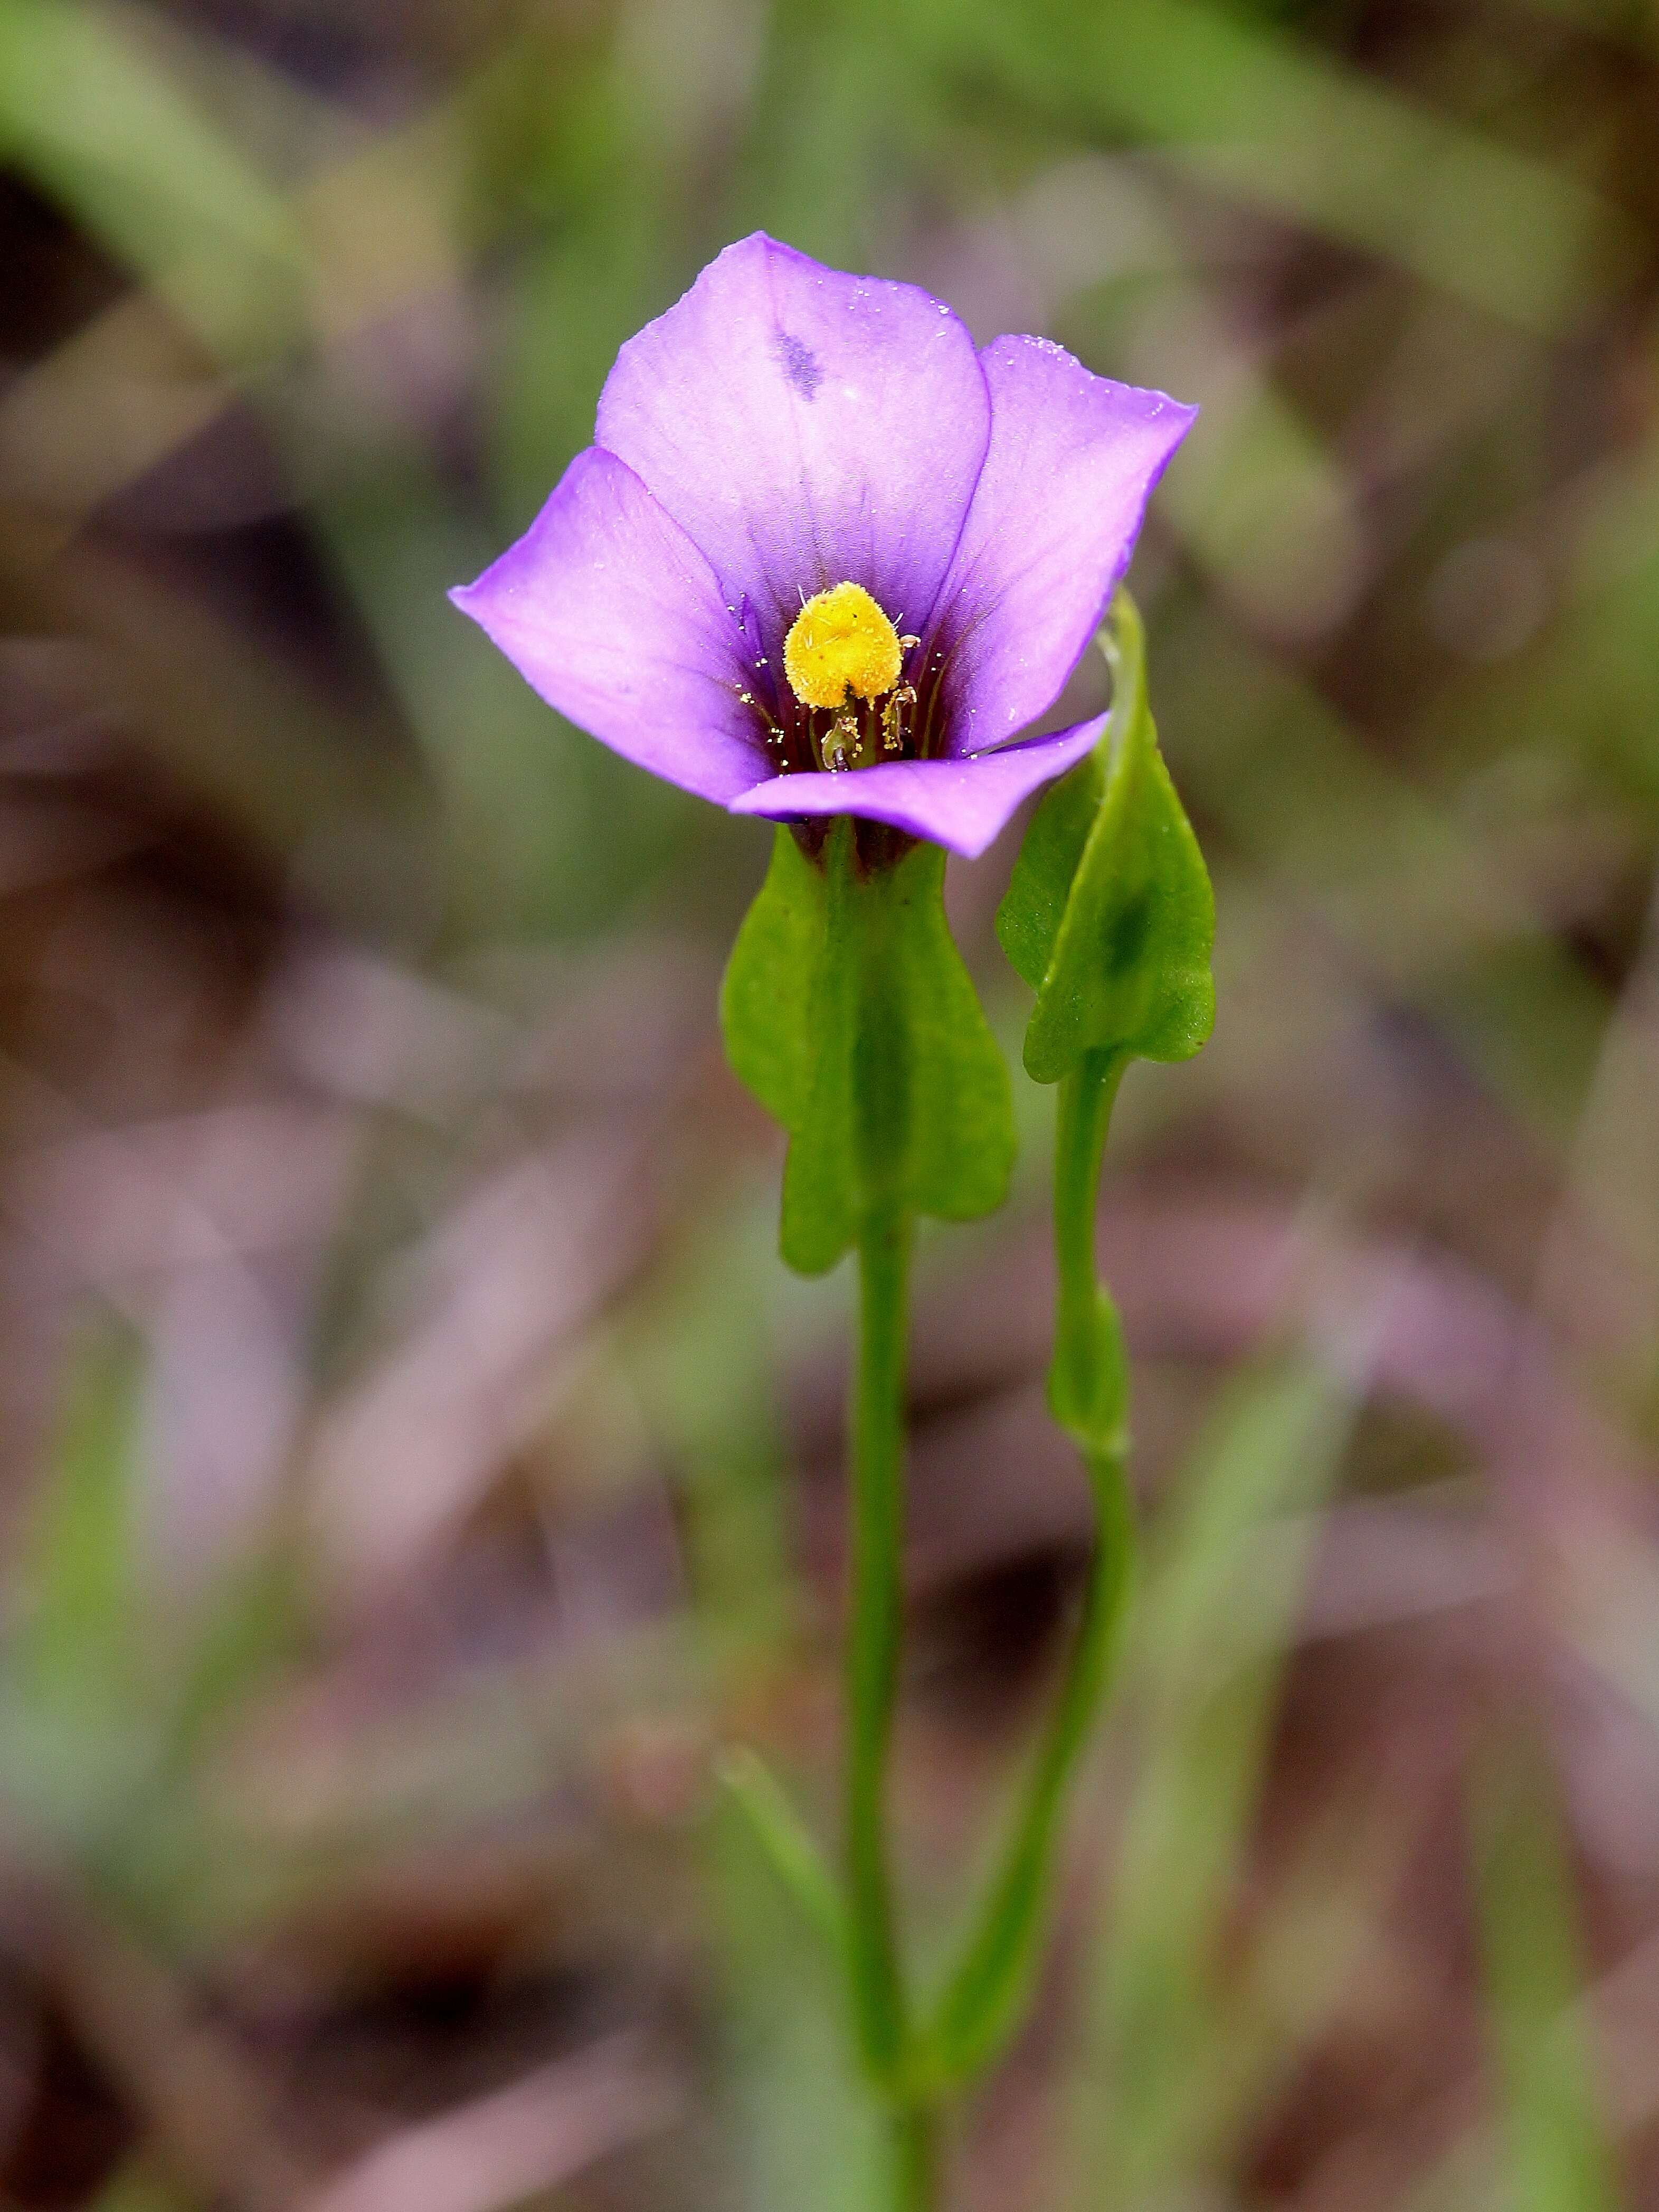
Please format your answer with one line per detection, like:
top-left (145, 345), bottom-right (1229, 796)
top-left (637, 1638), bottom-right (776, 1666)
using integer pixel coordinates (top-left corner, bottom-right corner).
top-left (998, 593), bottom-right (1216, 1085)
top-left (722, 823), bottom-right (1016, 1274)
top-left (996, 755), bottom-right (1101, 998)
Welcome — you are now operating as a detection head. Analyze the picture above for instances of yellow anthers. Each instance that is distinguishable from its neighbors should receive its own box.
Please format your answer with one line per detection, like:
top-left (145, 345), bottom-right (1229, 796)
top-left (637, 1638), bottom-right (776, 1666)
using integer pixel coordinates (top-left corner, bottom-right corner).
top-left (783, 582), bottom-right (904, 710)
top-left (881, 684), bottom-right (916, 754)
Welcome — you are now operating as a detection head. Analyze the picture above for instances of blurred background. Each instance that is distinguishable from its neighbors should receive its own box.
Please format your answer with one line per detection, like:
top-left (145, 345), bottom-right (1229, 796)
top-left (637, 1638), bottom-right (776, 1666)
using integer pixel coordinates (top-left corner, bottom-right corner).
top-left (2, 0), bottom-right (1658, 2206)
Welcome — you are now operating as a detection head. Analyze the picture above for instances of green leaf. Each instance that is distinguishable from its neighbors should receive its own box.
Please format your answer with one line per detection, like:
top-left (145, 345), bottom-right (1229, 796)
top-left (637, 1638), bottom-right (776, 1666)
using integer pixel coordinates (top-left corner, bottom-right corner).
top-left (886, 842), bottom-right (1015, 1226)
top-left (722, 824), bottom-right (1016, 1274)
top-left (998, 593), bottom-right (1216, 1085)
top-left (721, 826), bottom-right (830, 1130)
top-left (780, 830), bottom-right (862, 1274)
top-left (996, 756), bottom-right (1099, 998)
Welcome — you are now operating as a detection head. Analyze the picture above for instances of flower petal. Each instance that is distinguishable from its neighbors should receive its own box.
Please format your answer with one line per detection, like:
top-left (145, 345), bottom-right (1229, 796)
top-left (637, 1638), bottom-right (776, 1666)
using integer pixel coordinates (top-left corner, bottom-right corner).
top-left (450, 447), bottom-right (768, 805)
top-left (928, 338), bottom-right (1196, 755)
top-left (729, 716), bottom-right (1107, 861)
top-left (594, 233), bottom-right (992, 649)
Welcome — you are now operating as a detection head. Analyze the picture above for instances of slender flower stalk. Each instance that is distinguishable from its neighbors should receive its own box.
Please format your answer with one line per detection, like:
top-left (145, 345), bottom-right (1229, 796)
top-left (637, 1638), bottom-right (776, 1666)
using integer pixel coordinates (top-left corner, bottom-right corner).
top-left (1050, 1051), bottom-right (1131, 1455)
top-left (838, 850), bottom-right (942, 2206)
top-left (969, 590), bottom-right (1215, 2129)
top-left (846, 1199), bottom-right (913, 2087)
top-left (921, 1049), bottom-right (1135, 2093)
top-left (850, 1198), bottom-right (946, 2212)
top-left (894, 2101), bottom-right (942, 2212)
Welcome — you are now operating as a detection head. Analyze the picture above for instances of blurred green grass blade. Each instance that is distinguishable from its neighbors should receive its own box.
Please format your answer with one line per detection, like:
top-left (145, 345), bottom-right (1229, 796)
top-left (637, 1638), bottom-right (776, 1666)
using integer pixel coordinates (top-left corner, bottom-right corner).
top-left (471, 31), bottom-right (671, 520)
top-left (305, 445), bottom-right (602, 944)
top-left (911, 0), bottom-right (1636, 333)
top-left (1135, 284), bottom-right (1366, 640)
top-left (0, 2), bottom-right (603, 938)
top-left (717, 1747), bottom-right (850, 1963)
top-left (627, 1200), bottom-right (805, 1679)
top-left (1075, 1353), bottom-right (1355, 2206)
top-left (726, 0), bottom-right (909, 269)
top-left (1470, 1729), bottom-right (1625, 2212)
top-left (1197, 1783), bottom-right (1424, 2178)
top-left (0, 1322), bottom-right (165, 1858)
top-left (636, 1204), bottom-right (873, 2209)
top-left (1136, 1355), bottom-right (1352, 1678)
top-left (18, 1319), bottom-right (147, 1719)
top-left (710, 1786), bottom-right (884, 2212)
top-left (87, 2161), bottom-right (188, 2212)
top-left (0, 0), bottom-right (302, 357)
top-left (166, 1546), bottom-right (306, 1765)
top-left (1158, 604), bottom-right (1610, 1150)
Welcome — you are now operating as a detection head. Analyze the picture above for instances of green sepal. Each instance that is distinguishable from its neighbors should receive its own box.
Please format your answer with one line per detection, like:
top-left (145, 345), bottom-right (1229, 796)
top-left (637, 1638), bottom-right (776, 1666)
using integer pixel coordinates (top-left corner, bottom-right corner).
top-left (998, 593), bottom-right (1216, 1085)
top-left (721, 822), bottom-right (1016, 1275)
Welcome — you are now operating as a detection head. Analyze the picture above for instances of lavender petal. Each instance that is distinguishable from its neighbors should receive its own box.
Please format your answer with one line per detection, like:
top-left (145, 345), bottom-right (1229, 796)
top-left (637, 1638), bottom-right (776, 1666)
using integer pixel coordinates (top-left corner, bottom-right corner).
top-left (450, 448), bottom-right (769, 805)
top-left (595, 233), bottom-right (992, 650)
top-left (927, 338), bottom-right (1196, 758)
top-left (729, 715), bottom-right (1108, 860)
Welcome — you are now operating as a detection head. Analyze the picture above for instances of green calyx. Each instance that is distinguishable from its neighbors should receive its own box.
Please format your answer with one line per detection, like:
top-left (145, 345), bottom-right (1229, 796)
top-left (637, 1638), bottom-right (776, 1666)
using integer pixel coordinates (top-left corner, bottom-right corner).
top-left (721, 821), bottom-right (1015, 1274)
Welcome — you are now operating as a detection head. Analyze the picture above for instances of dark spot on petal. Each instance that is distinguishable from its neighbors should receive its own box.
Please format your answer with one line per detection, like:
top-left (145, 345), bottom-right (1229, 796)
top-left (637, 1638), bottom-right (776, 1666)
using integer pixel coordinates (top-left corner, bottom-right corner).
top-left (774, 332), bottom-right (821, 400)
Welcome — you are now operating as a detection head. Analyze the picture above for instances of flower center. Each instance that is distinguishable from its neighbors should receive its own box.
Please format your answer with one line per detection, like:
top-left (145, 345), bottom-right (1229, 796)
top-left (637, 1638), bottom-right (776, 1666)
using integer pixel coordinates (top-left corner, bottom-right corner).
top-left (783, 582), bottom-right (903, 710)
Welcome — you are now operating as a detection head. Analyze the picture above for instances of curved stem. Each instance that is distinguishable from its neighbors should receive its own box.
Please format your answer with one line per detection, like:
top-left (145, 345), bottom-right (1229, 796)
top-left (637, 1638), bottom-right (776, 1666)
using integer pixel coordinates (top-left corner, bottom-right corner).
top-left (925, 1453), bottom-right (1133, 2083)
top-left (921, 1047), bottom-right (1136, 2089)
top-left (846, 1201), bottom-right (914, 2090)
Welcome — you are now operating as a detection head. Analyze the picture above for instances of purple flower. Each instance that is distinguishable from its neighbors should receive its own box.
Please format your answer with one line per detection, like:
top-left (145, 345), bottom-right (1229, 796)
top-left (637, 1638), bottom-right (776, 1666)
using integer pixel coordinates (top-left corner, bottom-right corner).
top-left (451, 235), bottom-right (1195, 861)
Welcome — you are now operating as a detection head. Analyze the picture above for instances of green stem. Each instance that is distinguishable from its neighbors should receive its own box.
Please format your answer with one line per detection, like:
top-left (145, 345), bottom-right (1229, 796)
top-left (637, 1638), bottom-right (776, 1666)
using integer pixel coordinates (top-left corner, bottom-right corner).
top-left (892, 2098), bottom-right (942, 2212)
top-left (1051, 1050), bottom-right (1129, 1442)
top-left (924, 1455), bottom-right (1133, 2083)
top-left (921, 1046), bottom-right (1136, 2089)
top-left (846, 1200), bottom-right (915, 2091)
